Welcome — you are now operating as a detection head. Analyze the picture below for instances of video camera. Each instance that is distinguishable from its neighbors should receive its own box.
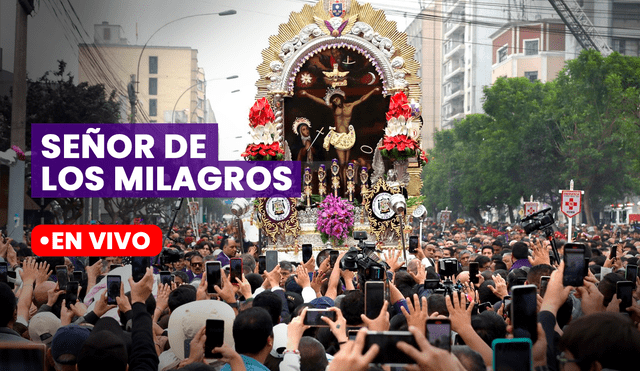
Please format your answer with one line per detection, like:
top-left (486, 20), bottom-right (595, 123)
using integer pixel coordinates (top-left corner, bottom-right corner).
top-left (341, 231), bottom-right (389, 281)
top-left (522, 208), bottom-right (555, 235)
top-left (521, 207), bottom-right (560, 263)
top-left (160, 247), bottom-right (184, 266)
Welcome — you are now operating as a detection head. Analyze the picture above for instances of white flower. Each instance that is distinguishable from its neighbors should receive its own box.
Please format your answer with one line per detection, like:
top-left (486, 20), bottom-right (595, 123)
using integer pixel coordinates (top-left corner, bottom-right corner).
top-left (385, 116), bottom-right (408, 137)
top-left (251, 122), bottom-right (280, 144)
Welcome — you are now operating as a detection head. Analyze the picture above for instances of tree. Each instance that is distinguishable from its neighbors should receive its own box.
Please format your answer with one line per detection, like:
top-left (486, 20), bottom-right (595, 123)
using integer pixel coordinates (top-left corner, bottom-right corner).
top-left (0, 61), bottom-right (120, 224)
top-left (547, 50), bottom-right (640, 225)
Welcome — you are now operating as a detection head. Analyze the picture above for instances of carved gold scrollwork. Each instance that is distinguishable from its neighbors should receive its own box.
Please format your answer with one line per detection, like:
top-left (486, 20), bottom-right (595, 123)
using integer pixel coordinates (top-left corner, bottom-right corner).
top-left (256, 197), bottom-right (301, 243)
top-left (362, 178), bottom-right (402, 241)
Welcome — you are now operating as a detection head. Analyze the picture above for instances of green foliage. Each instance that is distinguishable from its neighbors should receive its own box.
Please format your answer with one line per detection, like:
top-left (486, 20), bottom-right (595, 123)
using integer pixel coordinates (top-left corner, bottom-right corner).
top-left (422, 50), bottom-right (640, 224)
top-left (0, 60), bottom-right (120, 151)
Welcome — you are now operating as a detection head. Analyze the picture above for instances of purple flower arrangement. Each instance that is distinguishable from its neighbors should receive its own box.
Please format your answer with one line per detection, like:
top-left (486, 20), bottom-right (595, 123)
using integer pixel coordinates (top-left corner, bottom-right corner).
top-left (316, 194), bottom-right (355, 246)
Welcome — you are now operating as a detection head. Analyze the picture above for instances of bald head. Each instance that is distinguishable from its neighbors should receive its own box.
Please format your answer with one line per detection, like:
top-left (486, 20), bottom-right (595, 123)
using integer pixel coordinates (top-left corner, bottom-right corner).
top-left (34, 281), bottom-right (56, 308)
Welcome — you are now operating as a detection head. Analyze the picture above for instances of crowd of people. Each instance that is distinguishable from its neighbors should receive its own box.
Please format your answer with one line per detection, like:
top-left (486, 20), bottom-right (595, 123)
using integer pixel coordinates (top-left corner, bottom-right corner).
top-left (1, 219), bottom-right (640, 371)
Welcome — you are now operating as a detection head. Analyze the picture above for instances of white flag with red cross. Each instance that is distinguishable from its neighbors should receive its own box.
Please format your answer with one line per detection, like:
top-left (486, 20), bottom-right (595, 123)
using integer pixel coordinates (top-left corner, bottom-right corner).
top-left (561, 190), bottom-right (582, 218)
top-left (524, 202), bottom-right (538, 217)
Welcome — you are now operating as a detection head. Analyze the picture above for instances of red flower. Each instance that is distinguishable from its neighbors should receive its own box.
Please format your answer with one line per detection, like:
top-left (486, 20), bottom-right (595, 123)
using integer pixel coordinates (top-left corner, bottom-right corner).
top-left (249, 97), bottom-right (276, 127)
top-left (385, 91), bottom-right (412, 120)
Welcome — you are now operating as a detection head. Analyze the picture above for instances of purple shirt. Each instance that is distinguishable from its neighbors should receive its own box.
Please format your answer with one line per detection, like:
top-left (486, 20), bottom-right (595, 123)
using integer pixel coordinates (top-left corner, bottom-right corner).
top-left (216, 252), bottom-right (231, 267)
top-left (510, 258), bottom-right (532, 271)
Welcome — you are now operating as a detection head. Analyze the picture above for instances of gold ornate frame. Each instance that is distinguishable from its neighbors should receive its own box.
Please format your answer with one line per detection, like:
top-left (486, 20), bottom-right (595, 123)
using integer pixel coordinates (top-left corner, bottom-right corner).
top-left (255, 197), bottom-right (301, 242)
top-left (362, 177), bottom-right (402, 240)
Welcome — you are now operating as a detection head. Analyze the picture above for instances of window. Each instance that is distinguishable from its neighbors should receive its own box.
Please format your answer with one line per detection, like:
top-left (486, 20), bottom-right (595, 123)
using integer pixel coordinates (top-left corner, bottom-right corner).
top-left (149, 56), bottom-right (158, 74)
top-left (525, 71), bottom-right (538, 83)
top-left (197, 80), bottom-right (204, 91)
top-left (613, 39), bottom-right (627, 55)
top-left (103, 28), bottom-right (111, 41)
top-left (148, 78), bottom-right (157, 95)
top-left (524, 39), bottom-right (539, 56)
top-left (149, 99), bottom-right (157, 117)
top-left (197, 98), bottom-right (204, 110)
top-left (498, 46), bottom-right (507, 63)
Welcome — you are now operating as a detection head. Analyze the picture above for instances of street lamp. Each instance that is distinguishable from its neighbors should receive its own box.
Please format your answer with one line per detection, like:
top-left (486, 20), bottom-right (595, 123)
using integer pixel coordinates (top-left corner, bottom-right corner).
top-left (133, 9), bottom-right (236, 121)
top-left (171, 75), bottom-right (238, 123)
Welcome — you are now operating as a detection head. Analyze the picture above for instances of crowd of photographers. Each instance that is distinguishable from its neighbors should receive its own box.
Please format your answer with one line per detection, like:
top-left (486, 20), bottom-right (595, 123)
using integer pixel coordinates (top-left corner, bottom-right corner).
top-left (1, 219), bottom-right (640, 371)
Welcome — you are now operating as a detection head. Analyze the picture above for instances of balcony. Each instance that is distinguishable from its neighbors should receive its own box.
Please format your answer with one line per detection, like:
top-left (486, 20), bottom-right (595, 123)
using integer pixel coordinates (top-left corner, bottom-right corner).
top-left (444, 0), bottom-right (465, 15)
top-left (443, 88), bottom-right (464, 103)
top-left (444, 41), bottom-right (464, 60)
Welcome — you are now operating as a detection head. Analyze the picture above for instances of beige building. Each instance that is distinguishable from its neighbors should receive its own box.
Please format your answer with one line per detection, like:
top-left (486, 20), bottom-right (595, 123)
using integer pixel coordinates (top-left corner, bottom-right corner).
top-left (405, 3), bottom-right (442, 150)
top-left (490, 20), bottom-right (566, 83)
top-left (78, 21), bottom-right (207, 123)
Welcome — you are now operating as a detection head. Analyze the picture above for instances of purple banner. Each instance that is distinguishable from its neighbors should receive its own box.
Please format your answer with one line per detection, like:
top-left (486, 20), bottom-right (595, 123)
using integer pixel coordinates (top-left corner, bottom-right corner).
top-left (31, 123), bottom-right (301, 198)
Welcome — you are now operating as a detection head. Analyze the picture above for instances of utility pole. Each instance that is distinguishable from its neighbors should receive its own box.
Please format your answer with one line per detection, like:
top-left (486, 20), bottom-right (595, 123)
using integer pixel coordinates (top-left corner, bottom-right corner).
top-left (7, 0), bottom-right (32, 240)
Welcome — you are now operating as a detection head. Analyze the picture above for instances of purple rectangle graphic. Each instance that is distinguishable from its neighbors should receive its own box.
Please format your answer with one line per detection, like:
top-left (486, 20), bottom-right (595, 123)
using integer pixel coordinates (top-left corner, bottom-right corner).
top-left (31, 123), bottom-right (302, 198)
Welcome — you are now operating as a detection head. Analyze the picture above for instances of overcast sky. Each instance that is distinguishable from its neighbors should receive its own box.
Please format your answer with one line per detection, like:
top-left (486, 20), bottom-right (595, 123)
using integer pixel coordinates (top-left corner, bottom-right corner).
top-left (1, 0), bottom-right (421, 160)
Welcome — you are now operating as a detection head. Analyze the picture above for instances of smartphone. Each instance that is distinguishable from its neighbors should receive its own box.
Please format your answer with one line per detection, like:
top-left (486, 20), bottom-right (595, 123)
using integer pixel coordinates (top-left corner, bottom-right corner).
top-left (302, 244), bottom-right (313, 264)
top-left (477, 301), bottom-right (492, 313)
top-left (511, 285), bottom-right (538, 343)
top-left (258, 255), bottom-right (266, 274)
top-left (72, 271), bottom-right (83, 283)
top-left (424, 279), bottom-right (440, 290)
top-left (160, 271), bottom-right (173, 286)
top-left (204, 319), bottom-right (224, 358)
top-left (617, 280), bottom-right (634, 313)
top-left (106, 275), bottom-right (121, 305)
top-left (364, 331), bottom-right (418, 366)
top-left (625, 264), bottom-right (638, 289)
top-left (303, 309), bottom-right (337, 326)
top-left (610, 245), bottom-right (618, 260)
top-left (348, 329), bottom-right (359, 341)
top-left (89, 256), bottom-right (101, 266)
top-left (426, 318), bottom-right (451, 352)
top-left (492, 338), bottom-right (532, 371)
top-left (369, 266), bottom-right (384, 281)
top-left (468, 262), bottom-right (479, 284)
top-left (563, 248), bottom-right (586, 287)
top-left (0, 262), bottom-right (7, 283)
top-left (56, 265), bottom-right (69, 289)
top-left (65, 281), bottom-right (79, 309)
top-left (503, 295), bottom-right (512, 320)
top-left (206, 261), bottom-right (221, 293)
top-left (365, 281), bottom-right (385, 319)
top-left (131, 257), bottom-right (150, 282)
top-left (229, 258), bottom-right (243, 285)
top-left (329, 250), bottom-right (339, 267)
top-left (539, 276), bottom-right (550, 298)
top-left (409, 235), bottom-right (419, 254)
top-left (266, 250), bottom-right (278, 272)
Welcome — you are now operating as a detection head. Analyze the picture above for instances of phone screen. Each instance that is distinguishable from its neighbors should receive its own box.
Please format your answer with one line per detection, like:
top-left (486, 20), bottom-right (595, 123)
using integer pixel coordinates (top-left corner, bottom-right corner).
top-left (303, 309), bottom-right (336, 326)
top-left (131, 257), bottom-right (150, 282)
top-left (540, 276), bottom-right (550, 298)
top-left (424, 279), bottom-right (440, 290)
top-left (205, 319), bottom-right (225, 358)
top-left (329, 250), bottom-right (339, 267)
top-left (230, 258), bottom-right (243, 285)
top-left (160, 271), bottom-right (173, 286)
top-left (468, 262), bottom-right (479, 284)
top-left (206, 262), bottom-right (221, 293)
top-left (426, 319), bottom-right (451, 351)
top-left (511, 285), bottom-right (538, 343)
top-left (625, 264), bottom-right (638, 288)
top-left (0, 263), bottom-right (7, 283)
top-left (365, 281), bottom-right (385, 319)
top-left (65, 281), bottom-right (79, 308)
top-left (89, 256), bottom-right (101, 266)
top-left (107, 275), bottom-right (121, 305)
top-left (563, 248), bottom-right (585, 287)
top-left (617, 281), bottom-right (634, 312)
top-left (409, 236), bottom-right (419, 253)
top-left (302, 244), bottom-right (313, 263)
top-left (364, 331), bottom-right (417, 366)
top-left (72, 271), bottom-right (83, 282)
top-left (492, 339), bottom-right (532, 371)
top-left (266, 251), bottom-right (278, 272)
top-left (258, 255), bottom-right (266, 274)
top-left (56, 266), bottom-right (69, 289)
